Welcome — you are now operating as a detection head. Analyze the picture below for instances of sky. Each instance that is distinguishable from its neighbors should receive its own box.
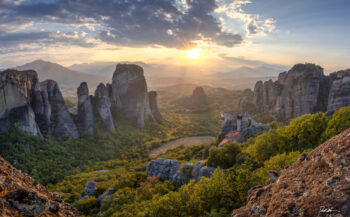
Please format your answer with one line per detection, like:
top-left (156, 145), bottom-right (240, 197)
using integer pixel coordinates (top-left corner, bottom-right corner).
top-left (0, 0), bottom-right (349, 73)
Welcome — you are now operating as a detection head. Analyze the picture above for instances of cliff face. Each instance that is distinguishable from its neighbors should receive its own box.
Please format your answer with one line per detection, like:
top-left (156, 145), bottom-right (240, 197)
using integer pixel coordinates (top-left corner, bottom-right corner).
top-left (327, 70), bottom-right (350, 112)
top-left (94, 83), bottom-right (115, 132)
top-left (0, 70), bottom-right (42, 136)
top-left (77, 82), bottom-right (94, 136)
top-left (232, 129), bottom-right (350, 217)
top-left (0, 69), bottom-right (79, 138)
top-left (40, 80), bottom-right (79, 139)
top-left (111, 64), bottom-right (156, 128)
top-left (252, 64), bottom-right (350, 120)
top-left (0, 156), bottom-right (79, 217)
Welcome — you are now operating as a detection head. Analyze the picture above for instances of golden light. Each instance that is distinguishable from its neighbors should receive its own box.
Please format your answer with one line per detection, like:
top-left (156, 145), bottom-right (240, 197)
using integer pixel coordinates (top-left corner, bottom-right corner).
top-left (186, 48), bottom-right (202, 59)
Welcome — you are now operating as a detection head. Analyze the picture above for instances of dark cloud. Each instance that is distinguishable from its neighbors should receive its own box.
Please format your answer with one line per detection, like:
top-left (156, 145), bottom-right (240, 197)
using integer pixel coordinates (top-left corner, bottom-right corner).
top-left (0, 31), bottom-right (95, 48)
top-left (0, 0), bottom-right (243, 48)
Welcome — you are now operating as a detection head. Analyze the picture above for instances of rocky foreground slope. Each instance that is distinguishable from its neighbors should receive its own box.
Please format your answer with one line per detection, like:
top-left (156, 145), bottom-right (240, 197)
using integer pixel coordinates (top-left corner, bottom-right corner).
top-left (232, 128), bottom-right (350, 217)
top-left (0, 156), bottom-right (78, 217)
top-left (252, 64), bottom-right (350, 120)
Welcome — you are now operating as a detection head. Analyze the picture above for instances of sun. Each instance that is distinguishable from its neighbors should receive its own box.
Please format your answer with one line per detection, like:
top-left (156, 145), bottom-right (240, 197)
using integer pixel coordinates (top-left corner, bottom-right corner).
top-left (186, 48), bottom-right (201, 59)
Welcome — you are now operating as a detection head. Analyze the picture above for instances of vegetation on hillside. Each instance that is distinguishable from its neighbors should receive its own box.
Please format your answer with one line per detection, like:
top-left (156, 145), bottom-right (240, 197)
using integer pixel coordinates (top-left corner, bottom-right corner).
top-left (47, 106), bottom-right (350, 217)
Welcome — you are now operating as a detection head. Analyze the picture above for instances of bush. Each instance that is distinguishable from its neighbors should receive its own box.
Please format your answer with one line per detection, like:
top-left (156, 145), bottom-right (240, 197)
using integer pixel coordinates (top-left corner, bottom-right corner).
top-left (207, 142), bottom-right (241, 168)
top-left (324, 106), bottom-right (350, 140)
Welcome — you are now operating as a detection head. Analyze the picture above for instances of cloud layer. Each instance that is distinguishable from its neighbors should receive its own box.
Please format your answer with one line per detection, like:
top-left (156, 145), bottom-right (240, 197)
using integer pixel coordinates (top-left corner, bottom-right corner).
top-left (0, 0), bottom-right (246, 49)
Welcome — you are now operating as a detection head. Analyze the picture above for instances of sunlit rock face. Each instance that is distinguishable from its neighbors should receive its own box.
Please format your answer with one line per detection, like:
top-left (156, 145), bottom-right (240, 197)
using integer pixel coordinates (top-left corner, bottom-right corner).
top-left (0, 69), bottom-right (42, 136)
top-left (40, 80), bottom-right (80, 138)
top-left (112, 64), bottom-right (155, 128)
top-left (327, 70), bottom-right (350, 112)
top-left (94, 83), bottom-right (115, 132)
top-left (77, 82), bottom-right (94, 136)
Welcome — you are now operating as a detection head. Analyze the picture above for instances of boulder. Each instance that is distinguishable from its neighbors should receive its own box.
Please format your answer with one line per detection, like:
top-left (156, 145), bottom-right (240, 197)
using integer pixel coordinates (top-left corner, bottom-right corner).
top-left (97, 188), bottom-right (116, 204)
top-left (40, 80), bottom-right (79, 138)
top-left (148, 91), bottom-right (163, 121)
top-left (84, 179), bottom-right (96, 197)
top-left (146, 158), bottom-right (180, 180)
top-left (172, 163), bottom-right (192, 185)
top-left (77, 82), bottom-right (94, 136)
top-left (94, 83), bottom-right (115, 132)
top-left (192, 162), bottom-right (203, 182)
top-left (112, 64), bottom-right (153, 128)
top-left (198, 166), bottom-right (216, 179)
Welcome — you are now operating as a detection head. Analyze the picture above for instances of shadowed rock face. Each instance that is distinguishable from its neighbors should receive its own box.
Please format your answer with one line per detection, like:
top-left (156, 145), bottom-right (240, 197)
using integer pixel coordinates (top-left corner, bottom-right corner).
top-left (253, 64), bottom-right (350, 120)
top-left (112, 64), bottom-right (153, 128)
top-left (327, 70), bottom-right (350, 112)
top-left (0, 156), bottom-right (79, 216)
top-left (148, 91), bottom-right (163, 121)
top-left (94, 83), bottom-right (115, 132)
top-left (41, 80), bottom-right (79, 138)
top-left (77, 82), bottom-right (94, 136)
top-left (191, 86), bottom-right (208, 108)
top-left (232, 129), bottom-right (350, 217)
top-left (0, 70), bottom-right (42, 136)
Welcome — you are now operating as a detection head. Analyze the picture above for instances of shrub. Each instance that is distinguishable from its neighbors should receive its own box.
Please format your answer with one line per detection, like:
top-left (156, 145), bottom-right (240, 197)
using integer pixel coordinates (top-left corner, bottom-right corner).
top-left (207, 142), bottom-right (241, 168)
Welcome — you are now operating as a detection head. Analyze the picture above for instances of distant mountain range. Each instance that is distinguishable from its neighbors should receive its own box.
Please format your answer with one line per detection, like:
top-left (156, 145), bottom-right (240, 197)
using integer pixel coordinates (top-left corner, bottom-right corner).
top-left (14, 60), bottom-right (106, 93)
top-left (0, 59), bottom-right (285, 97)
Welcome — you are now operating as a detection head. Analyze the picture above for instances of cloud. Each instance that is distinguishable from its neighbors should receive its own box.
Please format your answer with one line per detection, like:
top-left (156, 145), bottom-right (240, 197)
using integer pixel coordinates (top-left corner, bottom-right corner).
top-left (0, 31), bottom-right (96, 48)
top-left (0, 0), bottom-right (244, 49)
top-left (216, 0), bottom-right (276, 36)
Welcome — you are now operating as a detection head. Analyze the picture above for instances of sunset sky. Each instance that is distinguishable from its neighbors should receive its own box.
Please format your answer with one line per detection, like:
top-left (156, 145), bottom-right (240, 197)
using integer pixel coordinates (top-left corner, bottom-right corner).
top-left (0, 0), bottom-right (349, 73)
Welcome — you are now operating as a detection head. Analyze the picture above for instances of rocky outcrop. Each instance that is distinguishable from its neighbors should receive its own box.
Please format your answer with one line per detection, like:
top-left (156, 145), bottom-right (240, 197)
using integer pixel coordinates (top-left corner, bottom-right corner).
top-left (77, 82), bottom-right (94, 136)
top-left (148, 91), bottom-right (163, 121)
top-left (97, 188), bottom-right (115, 204)
top-left (0, 156), bottom-right (79, 216)
top-left (238, 89), bottom-right (254, 111)
top-left (232, 129), bottom-right (350, 217)
top-left (84, 179), bottom-right (96, 197)
top-left (327, 70), bottom-right (350, 112)
top-left (41, 80), bottom-right (79, 139)
top-left (94, 83), bottom-right (115, 132)
top-left (252, 63), bottom-right (350, 120)
top-left (146, 159), bottom-right (215, 185)
top-left (112, 64), bottom-right (155, 128)
top-left (191, 87), bottom-right (208, 109)
top-left (146, 158), bottom-right (180, 181)
top-left (0, 70), bottom-right (42, 136)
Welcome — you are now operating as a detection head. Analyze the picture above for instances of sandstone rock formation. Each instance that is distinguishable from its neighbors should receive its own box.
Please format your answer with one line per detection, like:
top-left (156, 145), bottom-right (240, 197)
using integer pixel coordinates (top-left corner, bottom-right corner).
top-left (0, 70), bottom-right (79, 138)
top-left (191, 87), bottom-right (208, 109)
top-left (40, 80), bottom-right (79, 138)
top-left (0, 70), bottom-right (42, 136)
top-left (252, 63), bottom-right (350, 120)
top-left (232, 129), bottom-right (350, 217)
top-left (112, 64), bottom-right (155, 128)
top-left (0, 156), bottom-right (79, 216)
top-left (148, 91), bottom-right (163, 121)
top-left (238, 89), bottom-right (254, 112)
top-left (94, 83), bottom-right (115, 132)
top-left (77, 82), bottom-right (94, 136)
top-left (327, 69), bottom-right (350, 112)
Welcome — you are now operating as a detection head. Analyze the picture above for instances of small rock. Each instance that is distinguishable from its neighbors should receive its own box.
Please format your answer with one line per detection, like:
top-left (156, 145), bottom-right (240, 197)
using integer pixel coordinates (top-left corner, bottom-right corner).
top-left (84, 179), bottom-right (97, 197)
top-left (327, 177), bottom-right (340, 186)
top-left (268, 170), bottom-right (279, 182)
top-left (49, 203), bottom-right (59, 213)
